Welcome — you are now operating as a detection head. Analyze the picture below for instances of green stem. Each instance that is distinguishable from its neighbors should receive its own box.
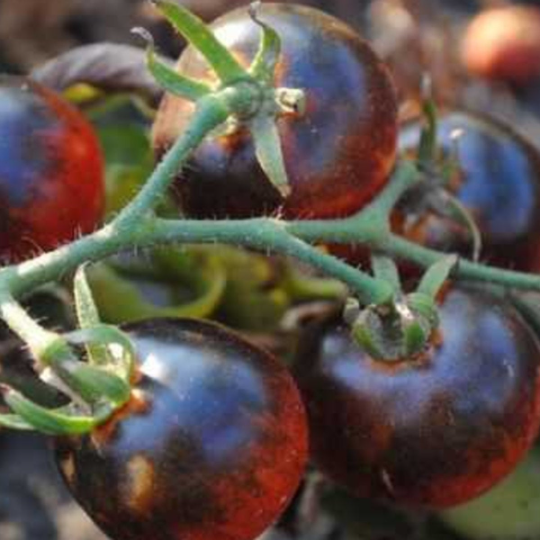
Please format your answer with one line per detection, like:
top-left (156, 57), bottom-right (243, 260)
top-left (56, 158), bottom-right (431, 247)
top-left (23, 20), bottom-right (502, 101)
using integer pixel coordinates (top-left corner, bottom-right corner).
top-left (381, 234), bottom-right (540, 290)
top-left (1, 125), bottom-right (540, 350)
top-left (150, 219), bottom-right (393, 304)
top-left (116, 94), bottom-right (229, 228)
top-left (287, 161), bottom-right (420, 243)
top-left (0, 294), bottom-right (60, 361)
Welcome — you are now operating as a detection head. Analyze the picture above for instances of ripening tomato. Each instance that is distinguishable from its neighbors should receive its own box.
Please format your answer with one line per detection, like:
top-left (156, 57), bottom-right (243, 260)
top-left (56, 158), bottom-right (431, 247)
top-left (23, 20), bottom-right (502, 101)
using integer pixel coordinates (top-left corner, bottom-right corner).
top-left (293, 285), bottom-right (540, 508)
top-left (152, 3), bottom-right (397, 219)
top-left (0, 76), bottom-right (104, 262)
top-left (54, 318), bottom-right (308, 540)
top-left (399, 110), bottom-right (540, 271)
top-left (461, 6), bottom-right (540, 85)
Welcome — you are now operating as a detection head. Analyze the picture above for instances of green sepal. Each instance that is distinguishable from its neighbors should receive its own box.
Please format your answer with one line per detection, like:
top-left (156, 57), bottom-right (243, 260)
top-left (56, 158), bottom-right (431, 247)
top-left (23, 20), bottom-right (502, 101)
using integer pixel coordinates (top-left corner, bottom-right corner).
top-left (74, 265), bottom-right (110, 366)
top-left (430, 189), bottom-right (482, 262)
top-left (402, 318), bottom-right (429, 357)
top-left (350, 307), bottom-right (403, 362)
top-left (248, 2), bottom-right (281, 83)
top-left (37, 337), bottom-right (103, 406)
top-left (251, 114), bottom-right (291, 196)
top-left (62, 363), bottom-right (131, 406)
top-left (370, 254), bottom-right (401, 296)
top-left (132, 26), bottom-right (211, 101)
top-left (406, 292), bottom-right (439, 328)
top-left (151, 0), bottom-right (247, 84)
top-left (65, 324), bottom-right (137, 382)
top-left (0, 413), bottom-right (35, 431)
top-left (3, 389), bottom-right (108, 436)
top-left (417, 255), bottom-right (458, 299)
top-left (351, 309), bottom-right (386, 360)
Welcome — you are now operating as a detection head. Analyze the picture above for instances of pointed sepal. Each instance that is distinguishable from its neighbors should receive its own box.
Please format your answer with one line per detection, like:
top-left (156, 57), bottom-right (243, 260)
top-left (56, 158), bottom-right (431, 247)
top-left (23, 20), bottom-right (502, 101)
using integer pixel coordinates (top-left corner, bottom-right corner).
top-left (132, 26), bottom-right (211, 101)
top-left (248, 1), bottom-right (281, 83)
top-left (251, 114), bottom-right (291, 197)
top-left (3, 388), bottom-right (107, 436)
top-left (150, 0), bottom-right (246, 84)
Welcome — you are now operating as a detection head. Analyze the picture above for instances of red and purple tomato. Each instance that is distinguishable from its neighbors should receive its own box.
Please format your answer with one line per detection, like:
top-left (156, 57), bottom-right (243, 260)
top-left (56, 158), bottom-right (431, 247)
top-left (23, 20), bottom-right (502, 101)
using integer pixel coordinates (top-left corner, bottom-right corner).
top-left (152, 3), bottom-right (398, 220)
top-left (399, 110), bottom-right (540, 271)
top-left (0, 76), bottom-right (104, 262)
top-left (54, 317), bottom-right (308, 540)
top-left (294, 285), bottom-right (540, 508)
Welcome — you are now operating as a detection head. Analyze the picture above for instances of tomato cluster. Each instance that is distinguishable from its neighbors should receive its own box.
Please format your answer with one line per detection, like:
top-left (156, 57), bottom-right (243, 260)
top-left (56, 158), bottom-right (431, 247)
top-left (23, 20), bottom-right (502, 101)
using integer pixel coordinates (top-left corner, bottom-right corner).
top-left (4, 2), bottom-right (540, 540)
top-left (0, 76), bottom-right (104, 263)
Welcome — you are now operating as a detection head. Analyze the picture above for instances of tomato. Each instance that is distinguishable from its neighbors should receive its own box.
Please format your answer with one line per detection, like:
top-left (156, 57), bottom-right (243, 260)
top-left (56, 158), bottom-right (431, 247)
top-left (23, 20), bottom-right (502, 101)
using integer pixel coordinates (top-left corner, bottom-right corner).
top-left (293, 285), bottom-right (540, 508)
top-left (0, 75), bottom-right (104, 263)
top-left (152, 3), bottom-right (397, 219)
top-left (461, 6), bottom-right (540, 86)
top-left (54, 318), bottom-right (308, 540)
top-left (399, 110), bottom-right (540, 271)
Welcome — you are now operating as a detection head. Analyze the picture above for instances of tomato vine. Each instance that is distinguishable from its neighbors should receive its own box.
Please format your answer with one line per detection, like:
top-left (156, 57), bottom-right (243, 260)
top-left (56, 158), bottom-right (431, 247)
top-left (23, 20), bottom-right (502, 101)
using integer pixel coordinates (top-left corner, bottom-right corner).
top-left (1, 0), bottom-right (540, 439)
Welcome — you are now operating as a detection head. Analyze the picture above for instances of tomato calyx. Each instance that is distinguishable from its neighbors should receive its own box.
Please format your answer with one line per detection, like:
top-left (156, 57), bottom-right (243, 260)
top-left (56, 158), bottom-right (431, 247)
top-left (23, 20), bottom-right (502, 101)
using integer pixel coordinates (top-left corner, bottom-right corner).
top-left (141, 0), bottom-right (307, 198)
top-left (346, 255), bottom-right (457, 362)
top-left (0, 267), bottom-right (138, 435)
top-left (398, 85), bottom-right (483, 262)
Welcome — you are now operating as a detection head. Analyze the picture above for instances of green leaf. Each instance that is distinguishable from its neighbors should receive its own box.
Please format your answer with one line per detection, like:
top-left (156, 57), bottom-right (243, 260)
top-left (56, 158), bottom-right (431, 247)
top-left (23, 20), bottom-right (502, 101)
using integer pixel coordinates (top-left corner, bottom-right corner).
top-left (86, 254), bottom-right (226, 324)
top-left (152, 0), bottom-right (247, 84)
top-left (281, 265), bottom-right (347, 302)
top-left (97, 125), bottom-right (172, 219)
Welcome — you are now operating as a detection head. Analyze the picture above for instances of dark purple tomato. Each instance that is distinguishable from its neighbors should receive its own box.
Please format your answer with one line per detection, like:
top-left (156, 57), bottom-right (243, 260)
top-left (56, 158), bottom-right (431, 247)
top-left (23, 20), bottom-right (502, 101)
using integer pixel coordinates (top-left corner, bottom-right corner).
top-left (399, 110), bottom-right (540, 271)
top-left (293, 286), bottom-right (540, 508)
top-left (0, 76), bottom-right (104, 263)
top-left (54, 318), bottom-right (308, 540)
top-left (152, 3), bottom-right (397, 219)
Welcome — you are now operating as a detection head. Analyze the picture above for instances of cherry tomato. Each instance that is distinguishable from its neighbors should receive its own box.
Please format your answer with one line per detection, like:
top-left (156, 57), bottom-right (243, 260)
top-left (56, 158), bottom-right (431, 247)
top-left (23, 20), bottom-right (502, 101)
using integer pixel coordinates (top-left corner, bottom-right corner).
top-left (152, 3), bottom-right (397, 219)
top-left (54, 318), bottom-right (308, 540)
top-left (293, 285), bottom-right (540, 508)
top-left (399, 110), bottom-right (540, 271)
top-left (461, 6), bottom-right (540, 86)
top-left (0, 76), bottom-right (104, 262)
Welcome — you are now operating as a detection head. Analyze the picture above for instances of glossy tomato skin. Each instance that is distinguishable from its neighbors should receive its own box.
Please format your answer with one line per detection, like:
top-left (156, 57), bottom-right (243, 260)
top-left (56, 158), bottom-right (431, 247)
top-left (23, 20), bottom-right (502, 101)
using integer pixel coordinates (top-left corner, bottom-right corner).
top-left (54, 318), bottom-right (308, 540)
top-left (399, 110), bottom-right (540, 271)
top-left (293, 286), bottom-right (540, 508)
top-left (0, 76), bottom-right (104, 262)
top-left (152, 3), bottom-right (397, 219)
